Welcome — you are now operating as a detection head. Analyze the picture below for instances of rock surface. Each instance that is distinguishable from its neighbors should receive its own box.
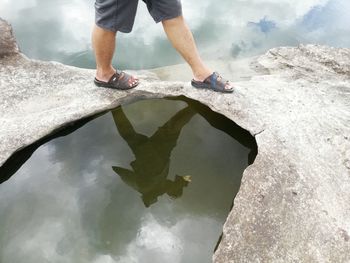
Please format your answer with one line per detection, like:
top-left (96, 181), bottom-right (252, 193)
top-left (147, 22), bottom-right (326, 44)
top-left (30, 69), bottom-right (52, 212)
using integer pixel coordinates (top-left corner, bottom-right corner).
top-left (0, 18), bottom-right (19, 58)
top-left (1, 18), bottom-right (350, 262)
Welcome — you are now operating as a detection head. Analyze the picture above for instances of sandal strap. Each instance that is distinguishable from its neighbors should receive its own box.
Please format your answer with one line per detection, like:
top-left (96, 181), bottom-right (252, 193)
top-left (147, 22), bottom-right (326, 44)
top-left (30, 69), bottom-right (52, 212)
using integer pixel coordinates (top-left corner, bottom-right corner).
top-left (205, 72), bottom-right (231, 91)
top-left (108, 72), bottom-right (120, 83)
top-left (117, 72), bottom-right (129, 88)
top-left (211, 72), bottom-right (220, 90)
top-left (108, 71), bottom-right (136, 90)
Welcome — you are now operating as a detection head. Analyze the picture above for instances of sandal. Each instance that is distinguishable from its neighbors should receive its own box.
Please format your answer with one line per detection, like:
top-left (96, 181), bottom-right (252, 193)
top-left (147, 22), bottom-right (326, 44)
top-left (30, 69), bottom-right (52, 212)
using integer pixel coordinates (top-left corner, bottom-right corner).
top-left (191, 72), bottom-right (234, 93)
top-left (94, 71), bottom-right (139, 90)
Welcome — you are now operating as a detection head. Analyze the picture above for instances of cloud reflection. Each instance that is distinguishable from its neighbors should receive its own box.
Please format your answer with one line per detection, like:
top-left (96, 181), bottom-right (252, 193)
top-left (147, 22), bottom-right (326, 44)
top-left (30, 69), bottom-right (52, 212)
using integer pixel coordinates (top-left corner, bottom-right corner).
top-left (0, 0), bottom-right (349, 69)
top-left (0, 98), bottom-right (252, 262)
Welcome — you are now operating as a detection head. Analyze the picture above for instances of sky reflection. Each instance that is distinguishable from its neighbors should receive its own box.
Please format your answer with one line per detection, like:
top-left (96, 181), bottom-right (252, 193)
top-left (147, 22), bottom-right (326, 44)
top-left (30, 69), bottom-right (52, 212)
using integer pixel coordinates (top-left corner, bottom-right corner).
top-left (0, 99), bottom-right (252, 262)
top-left (0, 0), bottom-right (349, 69)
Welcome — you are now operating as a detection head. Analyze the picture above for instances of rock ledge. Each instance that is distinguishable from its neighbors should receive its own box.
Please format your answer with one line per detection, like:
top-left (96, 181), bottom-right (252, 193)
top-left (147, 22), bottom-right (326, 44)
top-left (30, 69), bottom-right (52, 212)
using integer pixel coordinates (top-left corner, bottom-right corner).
top-left (1, 18), bottom-right (350, 262)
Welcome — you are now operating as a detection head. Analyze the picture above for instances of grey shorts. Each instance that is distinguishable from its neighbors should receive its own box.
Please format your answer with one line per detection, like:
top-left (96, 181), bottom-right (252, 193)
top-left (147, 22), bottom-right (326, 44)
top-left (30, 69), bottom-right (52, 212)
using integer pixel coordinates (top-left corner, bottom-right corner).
top-left (95, 0), bottom-right (182, 33)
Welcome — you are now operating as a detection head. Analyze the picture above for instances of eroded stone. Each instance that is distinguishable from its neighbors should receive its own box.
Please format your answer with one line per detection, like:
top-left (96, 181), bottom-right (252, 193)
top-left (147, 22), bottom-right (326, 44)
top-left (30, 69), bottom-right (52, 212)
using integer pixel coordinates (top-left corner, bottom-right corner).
top-left (1, 18), bottom-right (350, 262)
top-left (0, 18), bottom-right (19, 58)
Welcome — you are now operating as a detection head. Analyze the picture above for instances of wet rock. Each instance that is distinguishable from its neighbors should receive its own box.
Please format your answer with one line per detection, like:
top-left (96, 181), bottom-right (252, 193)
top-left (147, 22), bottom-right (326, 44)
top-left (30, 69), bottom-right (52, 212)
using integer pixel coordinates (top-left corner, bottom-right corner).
top-left (1, 18), bottom-right (350, 262)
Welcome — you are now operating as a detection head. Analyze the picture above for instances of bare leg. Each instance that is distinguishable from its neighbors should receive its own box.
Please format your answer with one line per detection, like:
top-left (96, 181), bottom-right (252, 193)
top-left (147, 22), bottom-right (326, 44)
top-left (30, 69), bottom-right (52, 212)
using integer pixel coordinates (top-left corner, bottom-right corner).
top-left (92, 25), bottom-right (117, 81)
top-left (162, 16), bottom-right (232, 90)
top-left (92, 25), bottom-right (138, 86)
top-left (162, 16), bottom-right (210, 81)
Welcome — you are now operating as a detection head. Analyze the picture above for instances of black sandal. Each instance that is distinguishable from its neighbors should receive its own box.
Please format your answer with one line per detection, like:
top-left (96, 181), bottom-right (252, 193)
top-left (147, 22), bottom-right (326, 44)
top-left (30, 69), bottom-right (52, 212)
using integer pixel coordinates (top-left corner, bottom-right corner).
top-left (94, 71), bottom-right (139, 90)
top-left (191, 72), bottom-right (234, 93)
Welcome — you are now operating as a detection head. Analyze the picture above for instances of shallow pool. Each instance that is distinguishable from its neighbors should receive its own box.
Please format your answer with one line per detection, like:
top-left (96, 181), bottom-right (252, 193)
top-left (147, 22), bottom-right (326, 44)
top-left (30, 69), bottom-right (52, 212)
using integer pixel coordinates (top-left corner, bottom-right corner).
top-left (0, 98), bottom-right (257, 263)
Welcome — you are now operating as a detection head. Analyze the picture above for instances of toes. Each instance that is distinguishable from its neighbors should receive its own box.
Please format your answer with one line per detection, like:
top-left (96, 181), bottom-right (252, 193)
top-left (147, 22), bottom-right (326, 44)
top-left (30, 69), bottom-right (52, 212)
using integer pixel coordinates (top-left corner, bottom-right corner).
top-left (128, 76), bottom-right (139, 87)
top-left (225, 82), bottom-right (233, 90)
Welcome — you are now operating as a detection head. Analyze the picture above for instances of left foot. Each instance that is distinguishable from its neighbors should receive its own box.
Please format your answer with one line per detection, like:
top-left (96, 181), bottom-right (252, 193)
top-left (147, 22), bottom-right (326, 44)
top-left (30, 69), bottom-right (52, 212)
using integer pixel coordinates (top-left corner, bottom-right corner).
top-left (191, 72), bottom-right (234, 93)
top-left (193, 69), bottom-right (212, 82)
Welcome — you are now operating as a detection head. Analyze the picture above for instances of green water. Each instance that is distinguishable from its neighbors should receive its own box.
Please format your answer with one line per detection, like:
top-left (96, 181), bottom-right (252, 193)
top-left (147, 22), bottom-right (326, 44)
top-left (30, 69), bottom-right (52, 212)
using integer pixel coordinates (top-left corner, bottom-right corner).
top-left (0, 98), bottom-right (256, 263)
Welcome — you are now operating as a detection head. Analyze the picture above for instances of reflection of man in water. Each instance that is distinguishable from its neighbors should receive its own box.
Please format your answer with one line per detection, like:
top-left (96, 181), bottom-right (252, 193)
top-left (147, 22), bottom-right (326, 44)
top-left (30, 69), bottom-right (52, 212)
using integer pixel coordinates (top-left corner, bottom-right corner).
top-left (112, 105), bottom-right (195, 207)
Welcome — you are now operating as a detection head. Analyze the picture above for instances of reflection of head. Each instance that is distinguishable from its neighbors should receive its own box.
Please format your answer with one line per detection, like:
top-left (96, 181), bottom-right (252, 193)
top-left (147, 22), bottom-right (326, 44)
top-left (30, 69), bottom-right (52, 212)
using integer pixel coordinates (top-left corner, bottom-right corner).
top-left (111, 105), bottom-right (195, 207)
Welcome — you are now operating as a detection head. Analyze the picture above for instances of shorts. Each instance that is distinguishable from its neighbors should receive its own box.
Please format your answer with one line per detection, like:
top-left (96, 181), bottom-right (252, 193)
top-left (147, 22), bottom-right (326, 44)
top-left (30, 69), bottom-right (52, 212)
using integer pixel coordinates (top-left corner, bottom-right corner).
top-left (95, 0), bottom-right (183, 33)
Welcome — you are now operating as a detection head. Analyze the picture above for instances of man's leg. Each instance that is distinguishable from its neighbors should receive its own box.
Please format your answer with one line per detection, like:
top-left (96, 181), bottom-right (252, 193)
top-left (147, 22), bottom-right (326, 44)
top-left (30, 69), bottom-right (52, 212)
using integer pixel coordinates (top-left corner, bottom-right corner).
top-left (162, 16), bottom-right (232, 90)
top-left (92, 25), bottom-right (117, 82)
top-left (92, 25), bottom-right (138, 86)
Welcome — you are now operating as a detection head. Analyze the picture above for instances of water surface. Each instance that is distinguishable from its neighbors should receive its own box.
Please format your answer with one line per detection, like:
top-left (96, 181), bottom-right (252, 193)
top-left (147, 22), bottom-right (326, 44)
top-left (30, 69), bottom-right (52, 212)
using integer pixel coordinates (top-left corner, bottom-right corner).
top-left (0, 98), bottom-right (256, 263)
top-left (0, 0), bottom-right (349, 70)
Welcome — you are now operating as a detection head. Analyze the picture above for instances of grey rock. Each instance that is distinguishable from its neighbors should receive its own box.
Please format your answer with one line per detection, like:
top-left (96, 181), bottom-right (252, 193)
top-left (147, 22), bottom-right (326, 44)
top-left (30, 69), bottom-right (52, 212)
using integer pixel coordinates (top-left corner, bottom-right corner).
top-left (0, 18), bottom-right (19, 58)
top-left (1, 18), bottom-right (350, 262)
